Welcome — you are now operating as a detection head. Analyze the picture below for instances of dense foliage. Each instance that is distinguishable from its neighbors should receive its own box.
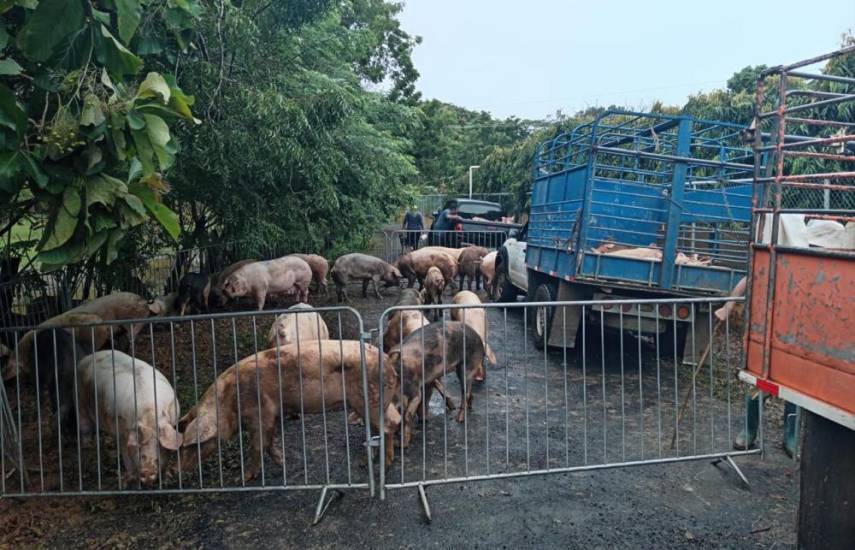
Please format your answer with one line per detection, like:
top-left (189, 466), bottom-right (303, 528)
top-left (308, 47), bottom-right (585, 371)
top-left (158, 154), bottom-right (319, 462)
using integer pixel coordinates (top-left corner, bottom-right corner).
top-left (0, 0), bottom-right (200, 272)
top-left (161, 0), bottom-right (423, 256)
top-left (0, 0), bottom-right (850, 288)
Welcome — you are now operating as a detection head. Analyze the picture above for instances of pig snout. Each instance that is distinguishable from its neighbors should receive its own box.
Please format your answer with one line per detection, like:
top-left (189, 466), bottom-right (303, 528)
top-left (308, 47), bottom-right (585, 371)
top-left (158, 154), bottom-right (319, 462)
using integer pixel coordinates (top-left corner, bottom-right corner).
top-left (139, 465), bottom-right (159, 486)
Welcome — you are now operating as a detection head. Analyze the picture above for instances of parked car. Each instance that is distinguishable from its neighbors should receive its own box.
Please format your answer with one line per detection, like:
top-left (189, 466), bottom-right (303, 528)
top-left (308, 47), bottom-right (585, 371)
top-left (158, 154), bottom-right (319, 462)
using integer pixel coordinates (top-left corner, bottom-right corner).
top-left (429, 198), bottom-right (521, 248)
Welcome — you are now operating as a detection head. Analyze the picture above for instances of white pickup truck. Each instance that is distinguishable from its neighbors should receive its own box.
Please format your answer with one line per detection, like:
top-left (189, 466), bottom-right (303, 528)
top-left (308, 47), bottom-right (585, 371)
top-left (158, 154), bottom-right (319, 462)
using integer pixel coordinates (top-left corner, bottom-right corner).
top-left (493, 226), bottom-right (528, 302)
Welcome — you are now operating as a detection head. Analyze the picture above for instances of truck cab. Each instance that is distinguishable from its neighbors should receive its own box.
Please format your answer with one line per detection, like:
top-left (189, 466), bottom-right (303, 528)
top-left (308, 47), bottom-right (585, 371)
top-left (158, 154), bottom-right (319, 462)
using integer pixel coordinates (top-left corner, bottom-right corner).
top-left (521, 110), bottom-right (760, 357)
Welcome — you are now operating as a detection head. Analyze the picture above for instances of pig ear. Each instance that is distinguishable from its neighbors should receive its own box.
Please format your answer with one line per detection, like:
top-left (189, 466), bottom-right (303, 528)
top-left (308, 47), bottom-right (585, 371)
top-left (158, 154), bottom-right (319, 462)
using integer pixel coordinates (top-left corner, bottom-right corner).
top-left (384, 403), bottom-right (402, 429)
top-left (159, 423), bottom-right (183, 451)
top-left (386, 349), bottom-right (401, 367)
top-left (181, 416), bottom-right (218, 447)
top-left (136, 423), bottom-right (156, 444)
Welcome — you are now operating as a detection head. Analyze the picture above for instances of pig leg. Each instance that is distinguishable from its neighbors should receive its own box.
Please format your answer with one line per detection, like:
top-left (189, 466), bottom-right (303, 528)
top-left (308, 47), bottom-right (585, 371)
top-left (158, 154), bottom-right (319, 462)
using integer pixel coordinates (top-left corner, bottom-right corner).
top-left (407, 274), bottom-right (415, 289)
top-left (402, 393), bottom-right (422, 448)
top-left (432, 379), bottom-right (457, 411)
top-left (254, 289), bottom-right (267, 311)
top-left (361, 279), bottom-right (370, 298)
top-left (454, 363), bottom-right (474, 423)
top-left (121, 438), bottom-right (139, 487)
top-left (372, 276), bottom-right (383, 299)
top-left (244, 427), bottom-right (269, 482)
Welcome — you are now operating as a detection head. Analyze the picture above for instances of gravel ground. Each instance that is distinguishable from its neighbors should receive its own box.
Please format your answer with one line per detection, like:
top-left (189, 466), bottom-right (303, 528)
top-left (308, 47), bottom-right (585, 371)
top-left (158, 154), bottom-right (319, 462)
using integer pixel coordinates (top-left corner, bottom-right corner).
top-left (1, 282), bottom-right (798, 548)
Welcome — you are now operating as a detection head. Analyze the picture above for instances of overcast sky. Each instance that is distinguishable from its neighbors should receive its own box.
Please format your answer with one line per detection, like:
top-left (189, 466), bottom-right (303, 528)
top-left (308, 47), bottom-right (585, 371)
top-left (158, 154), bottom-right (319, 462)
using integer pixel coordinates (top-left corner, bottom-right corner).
top-left (398, 1), bottom-right (854, 120)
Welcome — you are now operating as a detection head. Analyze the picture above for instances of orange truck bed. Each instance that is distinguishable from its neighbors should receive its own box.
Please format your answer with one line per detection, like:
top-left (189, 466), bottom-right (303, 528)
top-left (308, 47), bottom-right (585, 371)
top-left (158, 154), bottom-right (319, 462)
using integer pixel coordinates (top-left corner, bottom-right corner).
top-left (744, 246), bottom-right (855, 428)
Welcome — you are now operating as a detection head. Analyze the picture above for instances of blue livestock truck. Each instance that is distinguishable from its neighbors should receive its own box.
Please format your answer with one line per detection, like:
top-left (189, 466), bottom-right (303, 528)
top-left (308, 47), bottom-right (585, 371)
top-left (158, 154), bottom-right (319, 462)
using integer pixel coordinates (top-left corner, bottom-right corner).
top-left (500, 110), bottom-right (761, 358)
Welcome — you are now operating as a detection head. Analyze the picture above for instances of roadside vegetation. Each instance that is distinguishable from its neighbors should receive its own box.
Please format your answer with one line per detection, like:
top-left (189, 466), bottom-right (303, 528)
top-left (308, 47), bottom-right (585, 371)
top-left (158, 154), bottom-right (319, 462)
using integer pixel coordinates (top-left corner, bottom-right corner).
top-left (0, 1), bottom-right (851, 287)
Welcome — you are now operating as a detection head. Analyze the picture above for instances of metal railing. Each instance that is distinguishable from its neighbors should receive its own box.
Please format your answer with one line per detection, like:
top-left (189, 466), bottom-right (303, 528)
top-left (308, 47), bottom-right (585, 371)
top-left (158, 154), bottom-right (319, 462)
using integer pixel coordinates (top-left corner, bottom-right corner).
top-left (376, 296), bottom-right (757, 518)
top-left (382, 229), bottom-right (508, 263)
top-left (0, 306), bottom-right (377, 524)
top-left (2, 289), bottom-right (761, 524)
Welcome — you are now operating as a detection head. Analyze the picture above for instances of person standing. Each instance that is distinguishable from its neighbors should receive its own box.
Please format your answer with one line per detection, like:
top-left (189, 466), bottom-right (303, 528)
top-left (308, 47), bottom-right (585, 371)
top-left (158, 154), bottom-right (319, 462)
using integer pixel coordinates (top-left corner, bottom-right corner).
top-left (401, 205), bottom-right (424, 252)
top-left (431, 200), bottom-right (464, 247)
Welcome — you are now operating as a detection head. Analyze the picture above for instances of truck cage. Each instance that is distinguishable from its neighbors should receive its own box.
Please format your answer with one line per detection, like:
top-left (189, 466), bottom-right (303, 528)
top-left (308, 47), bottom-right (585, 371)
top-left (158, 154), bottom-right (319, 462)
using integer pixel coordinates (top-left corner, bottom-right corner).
top-left (527, 110), bottom-right (763, 295)
top-left (742, 45), bottom-right (855, 429)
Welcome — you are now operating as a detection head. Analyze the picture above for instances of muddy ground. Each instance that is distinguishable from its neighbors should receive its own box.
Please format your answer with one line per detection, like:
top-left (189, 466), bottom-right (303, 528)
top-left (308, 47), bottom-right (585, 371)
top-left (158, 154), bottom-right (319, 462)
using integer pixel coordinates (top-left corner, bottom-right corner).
top-left (1, 282), bottom-right (798, 548)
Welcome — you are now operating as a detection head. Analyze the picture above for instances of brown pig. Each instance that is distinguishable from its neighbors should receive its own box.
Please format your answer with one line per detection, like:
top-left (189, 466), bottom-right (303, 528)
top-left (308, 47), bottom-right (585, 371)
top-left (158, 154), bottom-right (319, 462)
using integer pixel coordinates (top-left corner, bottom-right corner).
top-left (417, 246), bottom-right (465, 261)
top-left (386, 321), bottom-right (485, 447)
top-left (267, 302), bottom-right (330, 348)
top-left (383, 289), bottom-right (429, 352)
top-left (451, 291), bottom-right (497, 381)
top-left (209, 259), bottom-right (257, 308)
top-left (420, 266), bottom-right (445, 317)
top-left (222, 256), bottom-right (313, 310)
top-left (177, 341), bottom-right (402, 481)
top-left (395, 248), bottom-right (458, 290)
top-left (330, 253), bottom-right (403, 302)
top-left (289, 254), bottom-right (329, 296)
top-left (480, 251), bottom-right (498, 297)
top-left (457, 246), bottom-right (489, 290)
top-left (2, 292), bottom-right (150, 380)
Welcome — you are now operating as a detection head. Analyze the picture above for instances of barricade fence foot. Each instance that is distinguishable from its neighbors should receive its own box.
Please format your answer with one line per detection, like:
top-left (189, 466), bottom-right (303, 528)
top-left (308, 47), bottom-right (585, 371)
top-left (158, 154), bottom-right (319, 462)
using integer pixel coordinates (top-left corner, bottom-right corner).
top-left (312, 487), bottom-right (345, 525)
top-left (711, 454), bottom-right (751, 489)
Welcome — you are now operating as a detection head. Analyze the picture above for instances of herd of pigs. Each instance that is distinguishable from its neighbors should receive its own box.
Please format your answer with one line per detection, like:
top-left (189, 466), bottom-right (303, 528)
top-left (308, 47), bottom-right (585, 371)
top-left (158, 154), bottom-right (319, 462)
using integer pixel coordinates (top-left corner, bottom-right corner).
top-left (0, 246), bottom-right (501, 486)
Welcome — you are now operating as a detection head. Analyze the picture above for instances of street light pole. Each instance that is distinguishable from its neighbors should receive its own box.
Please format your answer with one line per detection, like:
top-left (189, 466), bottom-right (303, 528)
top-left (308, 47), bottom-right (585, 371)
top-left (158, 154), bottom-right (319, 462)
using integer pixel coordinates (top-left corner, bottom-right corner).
top-left (468, 165), bottom-right (480, 199)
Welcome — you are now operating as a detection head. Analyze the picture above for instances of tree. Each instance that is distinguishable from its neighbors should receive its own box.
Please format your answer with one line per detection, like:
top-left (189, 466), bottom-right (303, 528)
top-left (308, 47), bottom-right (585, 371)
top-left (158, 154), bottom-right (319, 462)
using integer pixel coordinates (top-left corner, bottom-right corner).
top-left (154, 0), bottom-right (420, 257)
top-left (0, 0), bottom-right (200, 271)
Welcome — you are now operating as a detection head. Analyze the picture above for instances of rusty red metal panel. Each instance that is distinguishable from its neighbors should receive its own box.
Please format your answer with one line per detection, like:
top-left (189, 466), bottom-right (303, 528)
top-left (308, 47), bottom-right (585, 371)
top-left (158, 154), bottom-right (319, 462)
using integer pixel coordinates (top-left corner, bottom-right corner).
top-left (747, 248), bottom-right (855, 414)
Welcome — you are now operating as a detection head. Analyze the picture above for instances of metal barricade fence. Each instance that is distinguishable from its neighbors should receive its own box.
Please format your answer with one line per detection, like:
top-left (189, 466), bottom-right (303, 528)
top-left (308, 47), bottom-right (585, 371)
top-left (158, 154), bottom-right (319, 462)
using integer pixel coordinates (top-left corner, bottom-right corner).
top-left (376, 296), bottom-right (758, 519)
top-left (383, 229), bottom-right (508, 263)
top-left (0, 306), bottom-right (376, 524)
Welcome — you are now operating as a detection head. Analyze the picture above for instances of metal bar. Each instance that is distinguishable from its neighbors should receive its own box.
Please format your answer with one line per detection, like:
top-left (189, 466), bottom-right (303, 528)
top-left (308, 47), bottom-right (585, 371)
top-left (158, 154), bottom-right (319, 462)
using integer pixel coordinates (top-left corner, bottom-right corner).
top-left (757, 134), bottom-right (853, 152)
top-left (785, 70), bottom-right (855, 85)
top-left (759, 93), bottom-right (854, 118)
top-left (383, 450), bottom-right (762, 491)
top-left (595, 145), bottom-right (754, 171)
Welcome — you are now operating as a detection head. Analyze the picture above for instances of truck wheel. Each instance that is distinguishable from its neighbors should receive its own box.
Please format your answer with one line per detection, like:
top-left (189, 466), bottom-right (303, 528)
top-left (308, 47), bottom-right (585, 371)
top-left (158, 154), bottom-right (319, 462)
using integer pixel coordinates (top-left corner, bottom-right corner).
top-left (495, 269), bottom-right (517, 303)
top-left (659, 321), bottom-right (689, 364)
top-left (531, 283), bottom-right (555, 350)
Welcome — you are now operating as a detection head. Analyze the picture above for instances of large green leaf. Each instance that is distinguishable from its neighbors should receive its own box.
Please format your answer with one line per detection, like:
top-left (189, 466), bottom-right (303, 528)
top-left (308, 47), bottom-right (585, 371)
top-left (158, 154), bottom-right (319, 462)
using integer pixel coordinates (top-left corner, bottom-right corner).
top-left (0, 150), bottom-right (21, 193)
top-left (130, 128), bottom-right (155, 174)
top-left (115, 0), bottom-right (142, 43)
top-left (105, 228), bottom-right (125, 264)
top-left (22, 153), bottom-right (47, 188)
top-left (94, 24), bottom-right (142, 77)
top-left (0, 83), bottom-right (26, 139)
top-left (16, 0), bottom-right (85, 63)
top-left (0, 58), bottom-right (22, 76)
top-left (80, 93), bottom-right (106, 127)
top-left (137, 72), bottom-right (171, 103)
top-left (86, 174), bottom-right (121, 208)
top-left (37, 237), bottom-right (85, 271)
top-left (128, 179), bottom-right (180, 241)
top-left (42, 185), bottom-right (81, 250)
top-left (143, 114), bottom-right (175, 169)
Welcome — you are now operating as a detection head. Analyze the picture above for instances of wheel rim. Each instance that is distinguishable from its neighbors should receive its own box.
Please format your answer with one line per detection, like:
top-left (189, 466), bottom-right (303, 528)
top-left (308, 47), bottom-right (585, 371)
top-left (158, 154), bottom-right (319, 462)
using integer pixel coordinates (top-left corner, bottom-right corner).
top-left (536, 304), bottom-right (546, 338)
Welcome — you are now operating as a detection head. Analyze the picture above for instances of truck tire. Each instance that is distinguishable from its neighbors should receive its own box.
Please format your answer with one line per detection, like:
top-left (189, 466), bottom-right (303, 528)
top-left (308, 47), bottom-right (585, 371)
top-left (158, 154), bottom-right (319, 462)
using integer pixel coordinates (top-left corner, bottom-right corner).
top-left (494, 250), bottom-right (518, 303)
top-left (659, 320), bottom-right (689, 364)
top-left (531, 283), bottom-right (555, 350)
